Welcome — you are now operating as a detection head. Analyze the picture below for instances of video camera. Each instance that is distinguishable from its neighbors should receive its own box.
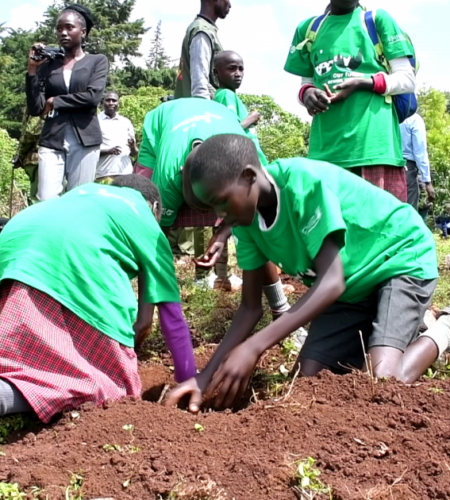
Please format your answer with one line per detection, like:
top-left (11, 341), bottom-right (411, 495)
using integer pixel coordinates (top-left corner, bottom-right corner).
top-left (31, 45), bottom-right (65, 62)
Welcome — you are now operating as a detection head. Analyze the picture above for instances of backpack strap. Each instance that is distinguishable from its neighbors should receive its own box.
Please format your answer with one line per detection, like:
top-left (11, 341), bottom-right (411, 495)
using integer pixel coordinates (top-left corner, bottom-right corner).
top-left (362, 10), bottom-right (391, 73)
top-left (295, 13), bottom-right (330, 53)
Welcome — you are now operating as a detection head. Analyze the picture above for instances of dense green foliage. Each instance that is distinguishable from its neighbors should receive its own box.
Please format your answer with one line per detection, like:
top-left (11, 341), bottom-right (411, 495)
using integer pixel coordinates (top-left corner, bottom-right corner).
top-left (419, 88), bottom-right (450, 213)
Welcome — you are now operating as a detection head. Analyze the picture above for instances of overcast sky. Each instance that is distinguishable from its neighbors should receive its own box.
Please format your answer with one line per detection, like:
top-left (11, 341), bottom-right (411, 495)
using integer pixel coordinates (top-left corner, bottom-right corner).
top-left (3, 0), bottom-right (450, 120)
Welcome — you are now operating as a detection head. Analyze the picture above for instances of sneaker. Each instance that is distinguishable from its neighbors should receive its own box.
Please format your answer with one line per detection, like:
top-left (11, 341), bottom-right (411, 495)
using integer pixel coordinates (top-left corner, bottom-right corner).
top-left (228, 274), bottom-right (243, 288)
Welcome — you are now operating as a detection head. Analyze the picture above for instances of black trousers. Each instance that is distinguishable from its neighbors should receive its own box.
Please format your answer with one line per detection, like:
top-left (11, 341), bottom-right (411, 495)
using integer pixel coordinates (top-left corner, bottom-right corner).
top-left (405, 159), bottom-right (419, 210)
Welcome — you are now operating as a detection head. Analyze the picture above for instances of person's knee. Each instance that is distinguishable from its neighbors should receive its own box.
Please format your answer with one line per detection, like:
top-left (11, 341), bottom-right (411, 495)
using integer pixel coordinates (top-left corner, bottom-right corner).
top-left (296, 357), bottom-right (330, 377)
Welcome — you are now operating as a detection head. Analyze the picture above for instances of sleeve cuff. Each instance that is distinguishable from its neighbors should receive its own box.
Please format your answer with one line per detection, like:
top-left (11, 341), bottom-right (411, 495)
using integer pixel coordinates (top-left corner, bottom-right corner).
top-left (372, 73), bottom-right (387, 94)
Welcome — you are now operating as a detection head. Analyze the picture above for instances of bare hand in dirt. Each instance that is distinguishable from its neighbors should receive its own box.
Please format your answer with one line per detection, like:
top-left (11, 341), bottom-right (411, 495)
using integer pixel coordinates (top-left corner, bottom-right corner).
top-left (206, 341), bottom-right (260, 409)
top-left (164, 373), bottom-right (209, 413)
top-left (134, 321), bottom-right (152, 351)
top-left (303, 87), bottom-right (331, 116)
top-left (194, 226), bottom-right (231, 269)
top-left (28, 43), bottom-right (47, 73)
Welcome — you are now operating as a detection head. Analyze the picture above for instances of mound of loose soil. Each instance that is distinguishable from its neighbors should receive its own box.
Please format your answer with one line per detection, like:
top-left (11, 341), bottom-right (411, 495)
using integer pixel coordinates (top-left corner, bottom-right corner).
top-left (0, 366), bottom-right (449, 500)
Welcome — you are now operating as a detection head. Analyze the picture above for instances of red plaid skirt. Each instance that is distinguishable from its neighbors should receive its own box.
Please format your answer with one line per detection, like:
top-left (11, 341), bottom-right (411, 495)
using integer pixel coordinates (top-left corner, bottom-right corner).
top-left (350, 166), bottom-right (407, 202)
top-left (0, 281), bottom-right (141, 423)
top-left (134, 163), bottom-right (222, 228)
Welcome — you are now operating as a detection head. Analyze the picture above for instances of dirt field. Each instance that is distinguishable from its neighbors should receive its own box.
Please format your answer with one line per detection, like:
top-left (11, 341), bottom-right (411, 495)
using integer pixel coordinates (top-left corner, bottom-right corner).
top-left (0, 240), bottom-right (449, 499)
top-left (0, 354), bottom-right (449, 500)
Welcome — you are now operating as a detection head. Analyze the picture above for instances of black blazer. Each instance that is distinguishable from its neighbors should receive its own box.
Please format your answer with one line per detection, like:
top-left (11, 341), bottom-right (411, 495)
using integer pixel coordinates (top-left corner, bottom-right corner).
top-left (26, 53), bottom-right (108, 150)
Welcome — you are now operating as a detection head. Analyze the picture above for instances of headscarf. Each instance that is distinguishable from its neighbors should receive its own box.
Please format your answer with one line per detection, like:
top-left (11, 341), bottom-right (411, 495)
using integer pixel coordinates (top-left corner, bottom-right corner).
top-left (63, 4), bottom-right (95, 35)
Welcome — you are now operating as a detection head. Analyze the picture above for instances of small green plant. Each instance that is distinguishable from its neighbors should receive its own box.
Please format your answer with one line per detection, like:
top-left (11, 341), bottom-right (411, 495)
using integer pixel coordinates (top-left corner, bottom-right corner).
top-left (429, 387), bottom-right (444, 394)
top-left (122, 424), bottom-right (134, 432)
top-left (0, 482), bottom-right (26, 499)
top-left (65, 472), bottom-right (84, 500)
top-left (194, 423), bottom-right (205, 433)
top-left (103, 443), bottom-right (141, 454)
top-left (281, 338), bottom-right (300, 360)
top-left (0, 415), bottom-right (29, 444)
top-left (293, 457), bottom-right (332, 500)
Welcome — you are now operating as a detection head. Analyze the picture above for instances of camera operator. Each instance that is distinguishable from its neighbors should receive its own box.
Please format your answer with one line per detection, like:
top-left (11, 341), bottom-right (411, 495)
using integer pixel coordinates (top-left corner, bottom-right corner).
top-left (26, 4), bottom-right (108, 200)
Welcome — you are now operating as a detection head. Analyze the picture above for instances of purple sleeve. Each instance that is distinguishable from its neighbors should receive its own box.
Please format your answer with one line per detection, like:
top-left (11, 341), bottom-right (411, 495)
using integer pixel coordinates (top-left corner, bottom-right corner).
top-left (158, 302), bottom-right (196, 383)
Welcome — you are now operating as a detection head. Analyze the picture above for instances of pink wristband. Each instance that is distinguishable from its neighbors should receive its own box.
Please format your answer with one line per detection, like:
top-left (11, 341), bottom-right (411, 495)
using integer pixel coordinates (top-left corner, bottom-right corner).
top-left (372, 73), bottom-right (387, 94)
top-left (299, 84), bottom-right (316, 104)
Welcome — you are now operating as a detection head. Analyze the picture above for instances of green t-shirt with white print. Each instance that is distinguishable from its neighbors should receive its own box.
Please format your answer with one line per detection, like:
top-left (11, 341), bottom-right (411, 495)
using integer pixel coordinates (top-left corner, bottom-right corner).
top-left (284, 8), bottom-right (413, 168)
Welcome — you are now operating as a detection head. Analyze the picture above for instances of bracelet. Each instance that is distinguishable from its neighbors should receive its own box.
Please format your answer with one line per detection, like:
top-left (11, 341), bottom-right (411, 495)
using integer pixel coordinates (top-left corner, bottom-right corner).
top-left (299, 84), bottom-right (316, 104)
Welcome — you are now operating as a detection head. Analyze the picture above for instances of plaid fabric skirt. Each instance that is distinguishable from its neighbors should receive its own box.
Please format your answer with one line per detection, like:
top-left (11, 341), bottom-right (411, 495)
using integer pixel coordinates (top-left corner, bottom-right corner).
top-left (0, 280), bottom-right (141, 423)
top-left (134, 163), bottom-right (222, 228)
top-left (350, 166), bottom-right (407, 202)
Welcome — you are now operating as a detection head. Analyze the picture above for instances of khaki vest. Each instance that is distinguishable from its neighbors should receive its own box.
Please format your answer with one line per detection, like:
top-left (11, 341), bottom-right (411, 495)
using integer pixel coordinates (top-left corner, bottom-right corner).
top-left (174, 16), bottom-right (223, 99)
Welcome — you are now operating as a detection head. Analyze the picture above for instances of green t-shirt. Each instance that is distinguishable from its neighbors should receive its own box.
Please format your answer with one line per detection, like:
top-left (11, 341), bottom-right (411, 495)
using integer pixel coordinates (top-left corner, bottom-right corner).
top-left (284, 8), bottom-right (412, 169)
top-left (233, 158), bottom-right (438, 303)
top-left (214, 88), bottom-right (268, 166)
top-left (138, 97), bottom-right (248, 184)
top-left (0, 184), bottom-right (180, 347)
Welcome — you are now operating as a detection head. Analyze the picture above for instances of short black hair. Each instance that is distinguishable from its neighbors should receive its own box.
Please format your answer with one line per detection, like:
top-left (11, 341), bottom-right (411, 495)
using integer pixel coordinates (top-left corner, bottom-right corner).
top-left (112, 174), bottom-right (161, 206)
top-left (214, 50), bottom-right (243, 69)
top-left (189, 134), bottom-right (260, 189)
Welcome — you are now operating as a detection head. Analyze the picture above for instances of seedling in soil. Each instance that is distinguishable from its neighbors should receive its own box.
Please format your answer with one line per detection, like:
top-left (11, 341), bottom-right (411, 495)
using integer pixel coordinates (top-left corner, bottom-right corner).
top-left (292, 457), bottom-right (333, 500)
top-left (429, 387), bottom-right (444, 394)
top-left (103, 443), bottom-right (141, 454)
top-left (65, 472), bottom-right (84, 500)
top-left (122, 479), bottom-right (131, 489)
top-left (0, 482), bottom-right (26, 499)
top-left (0, 414), bottom-right (36, 444)
top-left (122, 424), bottom-right (134, 432)
top-left (281, 338), bottom-right (301, 361)
top-left (194, 423), bottom-right (205, 433)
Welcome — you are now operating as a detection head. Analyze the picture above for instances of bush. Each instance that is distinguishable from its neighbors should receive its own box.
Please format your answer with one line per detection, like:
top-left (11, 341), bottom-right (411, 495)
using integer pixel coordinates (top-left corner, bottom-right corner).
top-left (0, 129), bottom-right (28, 217)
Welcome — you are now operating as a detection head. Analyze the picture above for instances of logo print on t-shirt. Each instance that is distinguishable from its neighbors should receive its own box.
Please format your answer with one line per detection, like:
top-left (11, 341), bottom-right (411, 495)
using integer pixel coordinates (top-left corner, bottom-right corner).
top-left (302, 207), bottom-right (322, 236)
top-left (314, 51), bottom-right (363, 76)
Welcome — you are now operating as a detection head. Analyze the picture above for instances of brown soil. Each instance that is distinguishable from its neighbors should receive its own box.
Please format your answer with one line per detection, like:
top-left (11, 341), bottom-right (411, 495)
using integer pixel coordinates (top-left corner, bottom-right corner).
top-left (1, 365), bottom-right (449, 500)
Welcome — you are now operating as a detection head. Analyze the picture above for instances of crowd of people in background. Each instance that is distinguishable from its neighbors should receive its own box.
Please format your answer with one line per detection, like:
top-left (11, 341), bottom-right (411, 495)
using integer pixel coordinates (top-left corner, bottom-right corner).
top-left (0, 0), bottom-right (449, 421)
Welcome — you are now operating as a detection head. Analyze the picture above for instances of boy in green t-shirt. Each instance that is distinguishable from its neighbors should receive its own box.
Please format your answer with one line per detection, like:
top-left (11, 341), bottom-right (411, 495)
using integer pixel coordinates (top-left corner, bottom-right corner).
top-left (165, 134), bottom-right (445, 412)
top-left (284, 0), bottom-right (416, 202)
top-left (135, 98), bottom-right (292, 318)
top-left (213, 51), bottom-right (267, 166)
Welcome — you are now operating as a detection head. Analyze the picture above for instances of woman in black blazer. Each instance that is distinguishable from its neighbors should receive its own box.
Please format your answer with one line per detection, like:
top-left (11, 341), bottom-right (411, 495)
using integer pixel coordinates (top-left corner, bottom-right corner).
top-left (26, 4), bottom-right (108, 200)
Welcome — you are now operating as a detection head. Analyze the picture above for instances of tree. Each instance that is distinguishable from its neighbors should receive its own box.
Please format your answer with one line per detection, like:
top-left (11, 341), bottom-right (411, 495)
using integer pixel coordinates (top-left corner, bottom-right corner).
top-left (0, 28), bottom-right (36, 138)
top-left (119, 86), bottom-right (167, 143)
top-left (147, 21), bottom-right (170, 70)
top-left (418, 88), bottom-right (450, 211)
top-left (0, 129), bottom-right (28, 216)
top-left (240, 94), bottom-right (310, 161)
top-left (113, 62), bottom-right (176, 94)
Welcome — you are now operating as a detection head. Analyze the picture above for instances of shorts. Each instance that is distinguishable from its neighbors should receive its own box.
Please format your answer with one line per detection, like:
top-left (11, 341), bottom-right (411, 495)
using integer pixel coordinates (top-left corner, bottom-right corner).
top-left (300, 276), bottom-right (437, 372)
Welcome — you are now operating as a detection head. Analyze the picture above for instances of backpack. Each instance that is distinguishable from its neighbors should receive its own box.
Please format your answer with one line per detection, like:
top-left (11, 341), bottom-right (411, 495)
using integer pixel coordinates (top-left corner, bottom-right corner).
top-left (300, 9), bottom-right (418, 123)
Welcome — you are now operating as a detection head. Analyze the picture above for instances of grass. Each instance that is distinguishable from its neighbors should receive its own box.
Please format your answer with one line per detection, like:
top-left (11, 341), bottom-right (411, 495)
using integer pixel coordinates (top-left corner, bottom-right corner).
top-left (0, 483), bottom-right (26, 499)
top-left (433, 234), bottom-right (450, 309)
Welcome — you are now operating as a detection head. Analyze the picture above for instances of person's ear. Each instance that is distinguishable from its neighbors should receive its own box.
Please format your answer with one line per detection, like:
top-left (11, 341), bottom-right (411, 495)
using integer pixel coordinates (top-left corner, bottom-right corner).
top-left (150, 201), bottom-right (161, 222)
top-left (240, 166), bottom-right (258, 186)
top-left (213, 67), bottom-right (219, 77)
